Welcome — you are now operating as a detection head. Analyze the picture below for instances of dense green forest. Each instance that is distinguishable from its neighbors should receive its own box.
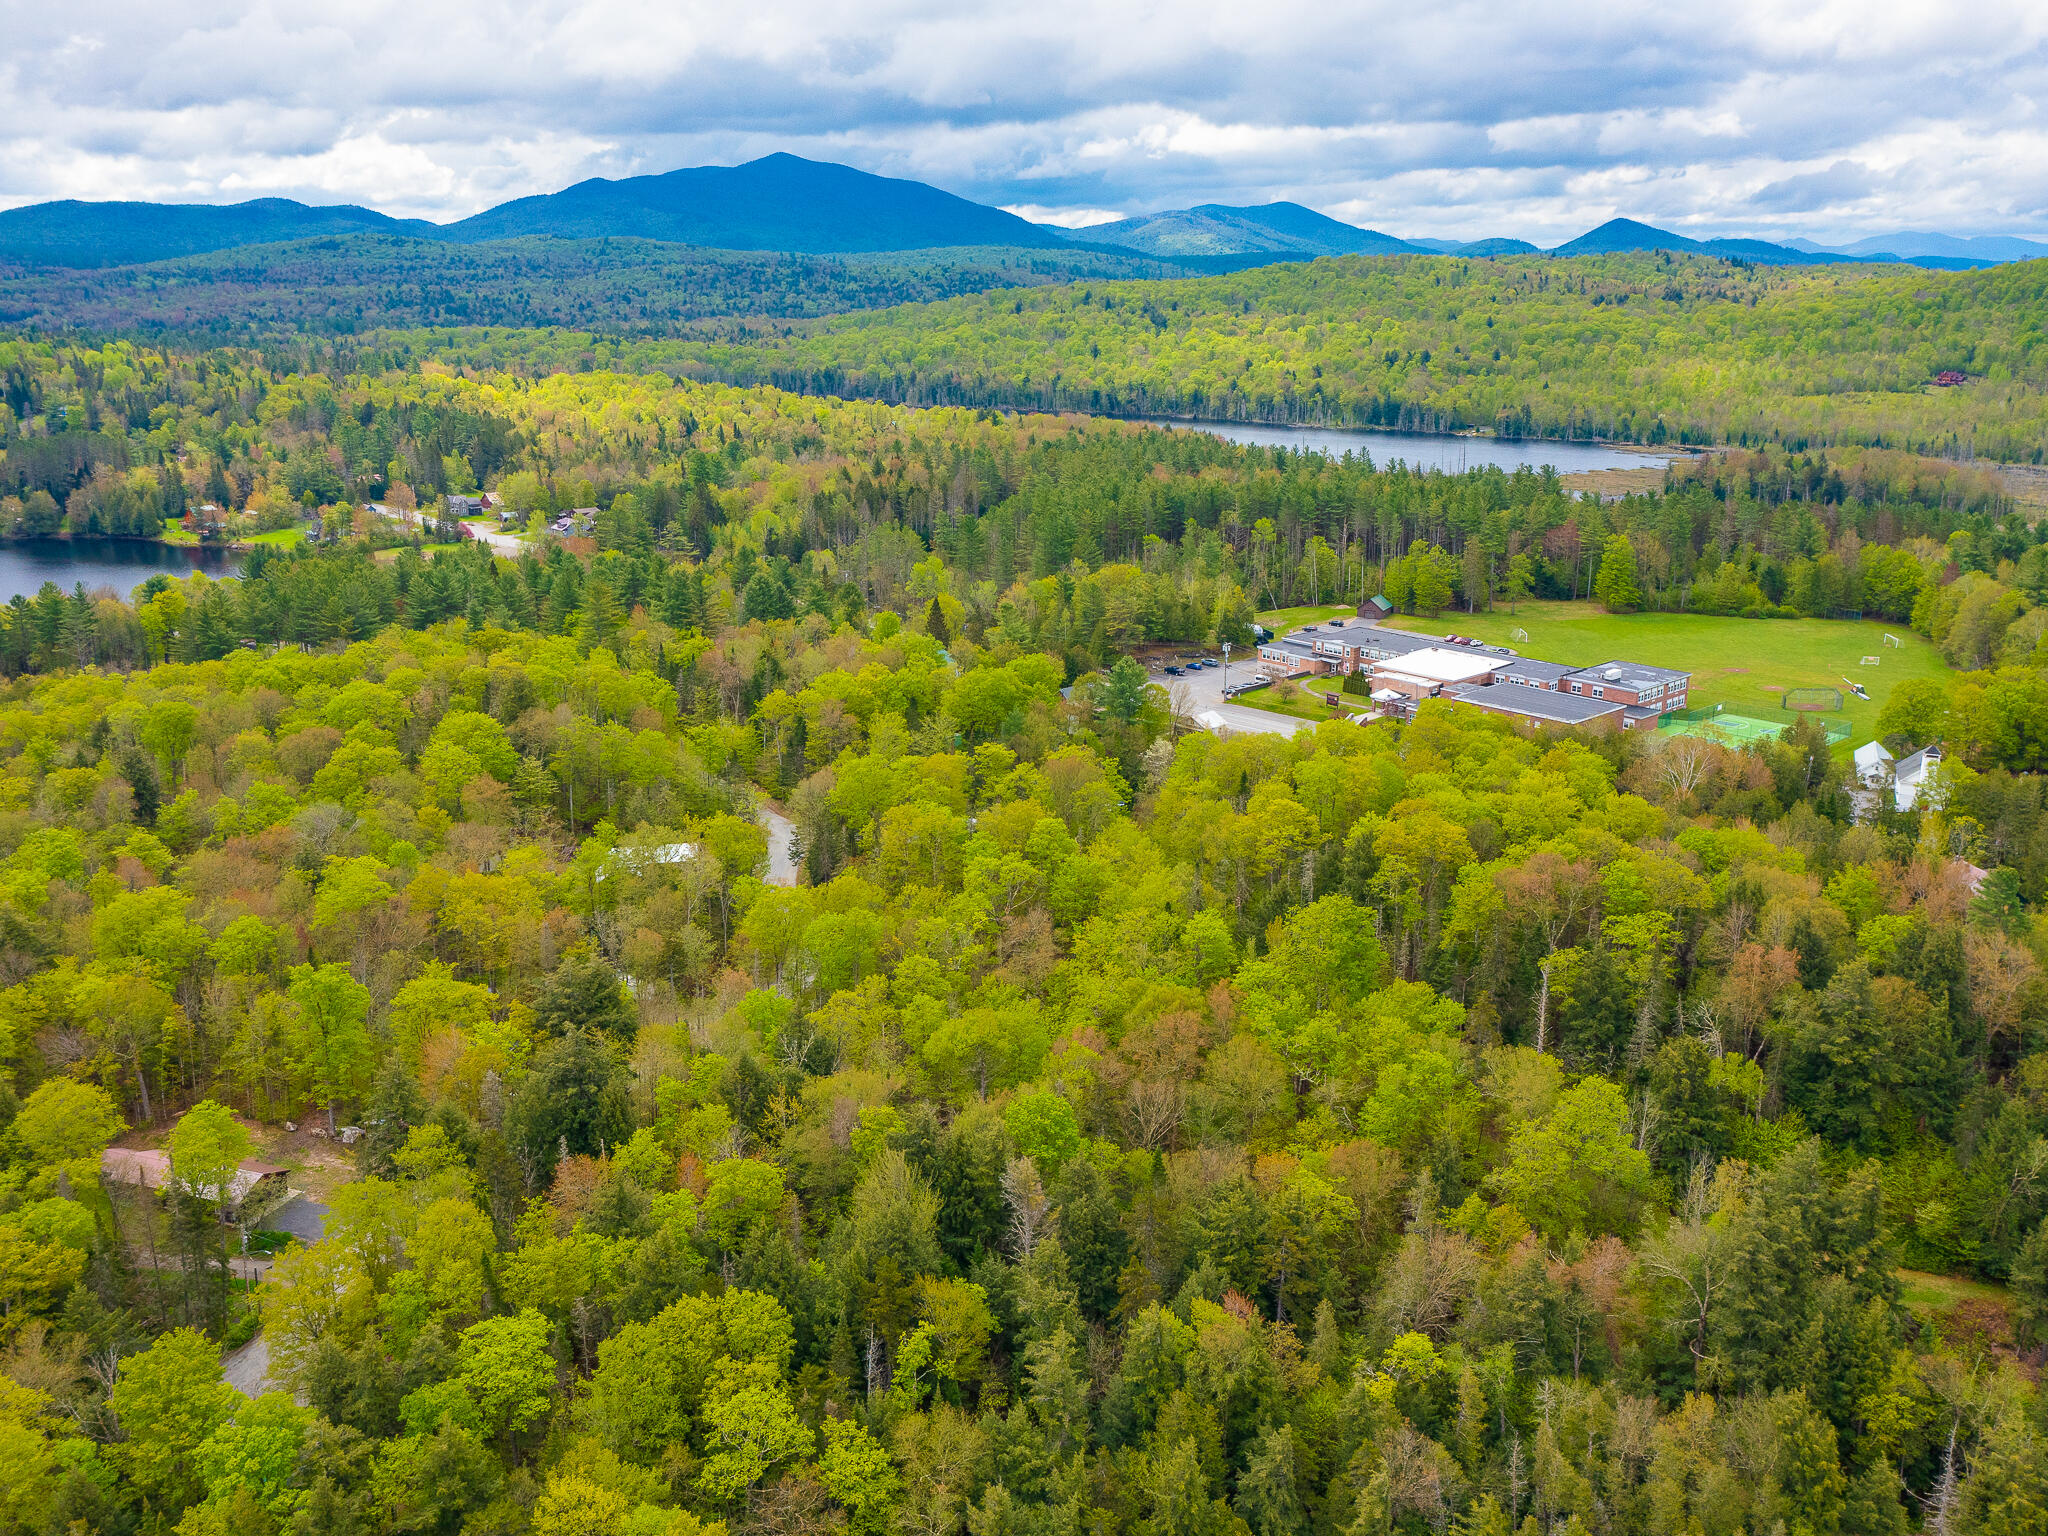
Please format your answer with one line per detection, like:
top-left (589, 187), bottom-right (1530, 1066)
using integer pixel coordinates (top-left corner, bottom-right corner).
top-left (0, 239), bottom-right (1209, 342)
top-left (12, 246), bottom-right (2048, 464)
top-left (607, 252), bottom-right (2048, 462)
top-left (2, 334), bottom-right (2047, 757)
top-left (3, 332), bottom-right (2048, 1536)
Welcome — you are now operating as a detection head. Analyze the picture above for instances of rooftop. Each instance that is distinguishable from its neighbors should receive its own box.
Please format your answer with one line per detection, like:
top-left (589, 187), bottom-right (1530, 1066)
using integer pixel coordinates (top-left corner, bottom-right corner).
top-left (1445, 684), bottom-right (1626, 724)
top-left (1374, 646), bottom-right (1501, 687)
top-left (1497, 657), bottom-right (1575, 684)
top-left (102, 1148), bottom-right (285, 1205)
top-left (1259, 637), bottom-right (1321, 660)
top-left (1895, 747), bottom-right (1940, 781)
top-left (1565, 659), bottom-right (1691, 689)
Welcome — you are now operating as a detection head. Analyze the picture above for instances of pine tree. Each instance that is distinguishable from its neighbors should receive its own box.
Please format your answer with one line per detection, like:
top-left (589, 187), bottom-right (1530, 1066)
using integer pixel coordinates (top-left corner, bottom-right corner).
top-left (1592, 535), bottom-right (1643, 611)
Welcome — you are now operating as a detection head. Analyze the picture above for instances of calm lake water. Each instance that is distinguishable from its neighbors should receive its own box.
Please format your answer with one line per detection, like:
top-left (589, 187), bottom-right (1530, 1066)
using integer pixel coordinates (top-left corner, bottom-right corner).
top-left (1143, 418), bottom-right (1678, 475)
top-left (0, 539), bottom-right (240, 603)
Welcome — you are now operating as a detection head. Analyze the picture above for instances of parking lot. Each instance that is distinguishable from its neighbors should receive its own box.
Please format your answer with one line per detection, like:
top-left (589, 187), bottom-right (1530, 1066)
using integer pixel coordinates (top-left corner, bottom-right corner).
top-left (1147, 651), bottom-right (1315, 737)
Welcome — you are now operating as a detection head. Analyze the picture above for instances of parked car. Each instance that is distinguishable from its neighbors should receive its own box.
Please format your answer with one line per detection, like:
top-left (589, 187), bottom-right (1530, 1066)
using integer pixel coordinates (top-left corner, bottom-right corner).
top-left (1163, 666), bottom-right (1183, 676)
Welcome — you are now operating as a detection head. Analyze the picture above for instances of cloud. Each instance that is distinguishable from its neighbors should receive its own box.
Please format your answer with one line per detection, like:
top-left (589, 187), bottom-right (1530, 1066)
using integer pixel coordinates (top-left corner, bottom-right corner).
top-left (1751, 159), bottom-right (1879, 213)
top-left (1002, 205), bottom-right (1125, 228)
top-left (2, 0), bottom-right (2046, 241)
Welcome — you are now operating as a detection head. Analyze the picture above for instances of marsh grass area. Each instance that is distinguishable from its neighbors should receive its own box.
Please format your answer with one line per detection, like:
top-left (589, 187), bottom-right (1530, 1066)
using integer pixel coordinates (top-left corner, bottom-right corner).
top-left (1383, 599), bottom-right (1952, 746)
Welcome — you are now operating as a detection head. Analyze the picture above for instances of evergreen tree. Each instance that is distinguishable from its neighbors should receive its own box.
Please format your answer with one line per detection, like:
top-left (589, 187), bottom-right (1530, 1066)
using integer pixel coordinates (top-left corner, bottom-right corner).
top-left (1592, 534), bottom-right (1643, 611)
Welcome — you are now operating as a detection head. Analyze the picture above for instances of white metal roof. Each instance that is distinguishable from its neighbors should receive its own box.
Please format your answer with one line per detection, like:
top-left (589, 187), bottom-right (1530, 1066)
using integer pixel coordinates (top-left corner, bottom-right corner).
top-left (1374, 646), bottom-right (1500, 687)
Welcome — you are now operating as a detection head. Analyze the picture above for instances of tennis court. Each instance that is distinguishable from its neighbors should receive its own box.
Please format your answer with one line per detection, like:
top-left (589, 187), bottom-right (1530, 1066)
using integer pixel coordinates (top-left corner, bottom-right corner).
top-left (1658, 711), bottom-right (1791, 746)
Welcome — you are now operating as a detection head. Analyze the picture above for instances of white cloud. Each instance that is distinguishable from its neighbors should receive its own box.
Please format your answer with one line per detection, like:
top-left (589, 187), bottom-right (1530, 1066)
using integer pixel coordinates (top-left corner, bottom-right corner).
top-left (1, 0), bottom-right (2045, 241)
top-left (1002, 204), bottom-right (1125, 227)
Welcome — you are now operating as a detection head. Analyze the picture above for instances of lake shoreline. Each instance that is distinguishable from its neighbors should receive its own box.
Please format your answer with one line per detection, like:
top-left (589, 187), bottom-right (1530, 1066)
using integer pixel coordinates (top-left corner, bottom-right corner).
top-left (0, 535), bottom-right (241, 604)
top-left (1129, 413), bottom-right (1688, 456)
top-left (1129, 415), bottom-right (1696, 476)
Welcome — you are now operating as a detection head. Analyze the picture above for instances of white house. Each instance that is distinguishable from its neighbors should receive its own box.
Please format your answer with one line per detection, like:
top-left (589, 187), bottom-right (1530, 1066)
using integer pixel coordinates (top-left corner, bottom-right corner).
top-left (1853, 740), bottom-right (1894, 786)
top-left (1893, 747), bottom-right (1943, 812)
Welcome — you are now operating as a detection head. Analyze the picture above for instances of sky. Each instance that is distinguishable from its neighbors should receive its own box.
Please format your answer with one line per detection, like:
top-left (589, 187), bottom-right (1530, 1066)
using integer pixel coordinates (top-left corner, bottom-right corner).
top-left (5, 0), bottom-right (2048, 244)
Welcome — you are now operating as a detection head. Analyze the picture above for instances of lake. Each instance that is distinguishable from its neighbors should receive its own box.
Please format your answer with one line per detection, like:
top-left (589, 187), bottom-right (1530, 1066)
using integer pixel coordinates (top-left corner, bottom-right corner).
top-left (0, 539), bottom-right (240, 603)
top-left (1141, 418), bottom-right (1679, 475)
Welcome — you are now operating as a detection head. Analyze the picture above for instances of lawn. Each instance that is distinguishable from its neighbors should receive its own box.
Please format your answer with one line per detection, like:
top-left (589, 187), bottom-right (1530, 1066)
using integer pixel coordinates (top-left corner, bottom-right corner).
top-left (1257, 603), bottom-right (1358, 633)
top-left (1380, 599), bottom-right (1950, 748)
top-left (246, 527), bottom-right (306, 548)
top-left (159, 518), bottom-right (200, 546)
top-left (1234, 682), bottom-right (1365, 725)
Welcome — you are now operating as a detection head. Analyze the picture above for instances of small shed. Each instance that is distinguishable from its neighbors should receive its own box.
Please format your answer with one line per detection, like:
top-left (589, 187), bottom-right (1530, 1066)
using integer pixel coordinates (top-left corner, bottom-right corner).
top-left (1364, 594), bottom-right (1394, 617)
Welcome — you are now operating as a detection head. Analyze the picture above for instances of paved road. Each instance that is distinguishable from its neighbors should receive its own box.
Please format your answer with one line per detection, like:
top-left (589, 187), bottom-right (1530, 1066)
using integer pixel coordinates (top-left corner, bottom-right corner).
top-left (363, 503), bottom-right (531, 556)
top-left (223, 1334), bottom-right (273, 1398)
top-left (759, 805), bottom-right (800, 885)
top-left (458, 520), bottom-right (533, 556)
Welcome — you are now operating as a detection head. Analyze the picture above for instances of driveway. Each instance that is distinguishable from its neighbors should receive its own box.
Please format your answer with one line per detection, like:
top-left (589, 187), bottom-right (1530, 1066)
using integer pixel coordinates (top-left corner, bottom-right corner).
top-left (1189, 703), bottom-right (1315, 738)
top-left (267, 1197), bottom-right (330, 1243)
top-left (223, 1334), bottom-right (273, 1399)
top-left (759, 804), bottom-right (800, 886)
top-left (458, 521), bottom-right (532, 556)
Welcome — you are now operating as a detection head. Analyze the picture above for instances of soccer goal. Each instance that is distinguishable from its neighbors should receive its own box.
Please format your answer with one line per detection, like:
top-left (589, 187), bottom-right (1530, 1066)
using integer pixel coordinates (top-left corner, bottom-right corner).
top-left (1509, 627), bottom-right (1529, 644)
top-left (1782, 686), bottom-right (1844, 713)
top-left (1883, 633), bottom-right (1902, 648)
top-left (1859, 655), bottom-right (1880, 666)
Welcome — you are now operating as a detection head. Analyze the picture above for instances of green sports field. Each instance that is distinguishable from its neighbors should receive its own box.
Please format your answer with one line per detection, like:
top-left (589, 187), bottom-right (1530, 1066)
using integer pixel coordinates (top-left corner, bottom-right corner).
top-left (1661, 710), bottom-right (1835, 747)
top-left (1380, 599), bottom-right (1950, 748)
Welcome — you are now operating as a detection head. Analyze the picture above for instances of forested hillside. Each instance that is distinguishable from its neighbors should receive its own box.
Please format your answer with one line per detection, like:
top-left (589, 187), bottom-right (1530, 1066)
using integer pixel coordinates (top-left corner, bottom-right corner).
top-left (636, 252), bottom-right (2048, 461)
top-left (0, 240), bottom-right (1189, 341)
top-left (2, 338), bottom-right (2048, 1536)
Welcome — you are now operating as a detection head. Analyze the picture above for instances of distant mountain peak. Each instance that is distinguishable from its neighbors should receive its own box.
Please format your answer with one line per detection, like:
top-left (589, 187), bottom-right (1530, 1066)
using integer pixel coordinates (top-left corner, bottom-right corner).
top-left (0, 197), bottom-right (430, 268)
top-left (1051, 202), bottom-right (1418, 259)
top-left (0, 155), bottom-right (1062, 268)
top-left (1549, 218), bottom-right (1703, 257)
top-left (440, 154), bottom-right (1062, 253)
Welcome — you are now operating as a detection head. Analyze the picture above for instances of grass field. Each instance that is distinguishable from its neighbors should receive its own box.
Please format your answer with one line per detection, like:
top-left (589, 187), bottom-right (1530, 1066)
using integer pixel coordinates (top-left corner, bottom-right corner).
top-left (159, 518), bottom-right (199, 547)
top-left (1380, 600), bottom-right (1950, 747)
top-left (1257, 604), bottom-right (1357, 633)
top-left (245, 527), bottom-right (306, 548)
